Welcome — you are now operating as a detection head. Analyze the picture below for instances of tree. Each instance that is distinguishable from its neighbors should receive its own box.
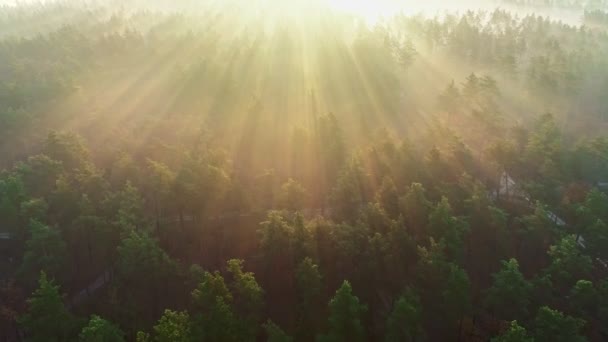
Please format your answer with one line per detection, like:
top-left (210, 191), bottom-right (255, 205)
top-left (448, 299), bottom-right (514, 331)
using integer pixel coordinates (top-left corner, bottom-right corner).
top-left (292, 213), bottom-right (313, 263)
top-left (19, 272), bottom-right (78, 342)
top-left (399, 183), bottom-right (431, 241)
top-left (385, 292), bottom-right (424, 342)
top-left (20, 198), bottom-right (48, 224)
top-left (153, 310), bottom-right (192, 342)
top-left (190, 267), bottom-right (240, 341)
top-left (192, 271), bottom-right (232, 310)
top-left (438, 80), bottom-right (462, 114)
top-left (318, 280), bottom-right (367, 342)
top-left (115, 231), bottom-right (176, 329)
top-left (280, 178), bottom-right (308, 211)
top-left (491, 321), bottom-right (533, 342)
top-left (263, 320), bottom-right (293, 342)
top-left (116, 231), bottom-right (175, 284)
top-left (546, 235), bottom-right (593, 290)
top-left (318, 113), bottom-right (346, 190)
top-left (462, 73), bottom-right (480, 101)
top-left (487, 140), bottom-right (516, 197)
top-left (525, 113), bottom-right (561, 168)
top-left (43, 131), bottom-right (89, 171)
top-left (74, 162), bottom-right (109, 204)
top-left (442, 263), bottom-right (472, 338)
top-left (330, 157), bottom-right (369, 222)
top-left (258, 211), bottom-right (293, 266)
top-left (570, 280), bottom-right (598, 318)
top-left (79, 315), bottom-right (125, 342)
top-left (227, 259), bottom-right (264, 341)
top-left (598, 278), bottom-right (608, 327)
top-left (19, 220), bottom-right (67, 284)
top-left (197, 296), bottom-right (240, 342)
top-left (144, 160), bottom-right (175, 229)
top-left (376, 176), bottom-right (400, 219)
top-left (0, 279), bottom-right (25, 342)
top-left (136, 331), bottom-right (151, 342)
top-left (484, 259), bottom-right (533, 321)
top-left (108, 152), bottom-right (139, 188)
top-left (16, 154), bottom-right (62, 197)
top-left (533, 306), bottom-right (586, 342)
top-left (173, 153), bottom-right (229, 223)
top-left (113, 181), bottom-right (147, 233)
top-left (295, 257), bottom-right (322, 341)
top-left (428, 197), bottom-right (469, 264)
top-left (0, 173), bottom-right (26, 233)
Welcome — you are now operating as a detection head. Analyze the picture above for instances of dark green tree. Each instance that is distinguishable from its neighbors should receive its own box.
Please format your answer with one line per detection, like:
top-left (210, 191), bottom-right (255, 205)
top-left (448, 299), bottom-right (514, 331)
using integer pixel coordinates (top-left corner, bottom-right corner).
top-left (280, 178), bottom-right (308, 212)
top-left (79, 315), bottom-right (125, 342)
top-left (399, 183), bottom-right (431, 241)
top-left (19, 272), bottom-right (79, 342)
top-left (385, 292), bottom-right (424, 342)
top-left (263, 320), bottom-right (293, 342)
top-left (570, 280), bottom-right (598, 318)
top-left (19, 220), bottom-right (67, 283)
top-left (491, 321), bottom-right (533, 342)
top-left (295, 257), bottom-right (323, 341)
top-left (546, 235), bottom-right (592, 290)
top-left (533, 306), bottom-right (586, 342)
top-left (153, 310), bottom-right (192, 342)
top-left (227, 259), bottom-right (264, 341)
top-left (317, 280), bottom-right (367, 342)
top-left (484, 259), bottom-right (533, 321)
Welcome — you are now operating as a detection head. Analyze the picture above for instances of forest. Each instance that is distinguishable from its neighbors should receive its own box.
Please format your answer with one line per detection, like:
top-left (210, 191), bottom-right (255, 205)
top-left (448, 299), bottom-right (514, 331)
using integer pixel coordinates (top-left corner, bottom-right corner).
top-left (1, 0), bottom-right (608, 341)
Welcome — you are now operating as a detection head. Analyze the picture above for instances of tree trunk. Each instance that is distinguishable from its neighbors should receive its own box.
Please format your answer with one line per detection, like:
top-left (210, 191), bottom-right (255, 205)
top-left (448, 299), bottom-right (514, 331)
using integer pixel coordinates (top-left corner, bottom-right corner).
top-left (87, 229), bottom-right (93, 267)
top-left (457, 317), bottom-right (463, 342)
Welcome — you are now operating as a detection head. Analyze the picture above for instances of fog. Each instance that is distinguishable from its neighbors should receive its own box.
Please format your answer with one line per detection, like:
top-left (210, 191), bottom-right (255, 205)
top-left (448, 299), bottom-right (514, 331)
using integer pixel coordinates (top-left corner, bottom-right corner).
top-left (0, 0), bottom-right (596, 26)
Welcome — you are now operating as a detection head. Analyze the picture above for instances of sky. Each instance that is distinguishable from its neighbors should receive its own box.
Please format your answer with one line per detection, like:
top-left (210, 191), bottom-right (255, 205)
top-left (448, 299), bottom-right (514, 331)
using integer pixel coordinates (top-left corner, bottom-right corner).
top-left (0, 0), bottom-right (590, 26)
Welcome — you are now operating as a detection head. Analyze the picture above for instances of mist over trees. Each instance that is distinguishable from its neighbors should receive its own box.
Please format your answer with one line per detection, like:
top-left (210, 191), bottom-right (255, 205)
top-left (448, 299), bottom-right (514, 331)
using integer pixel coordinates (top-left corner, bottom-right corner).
top-left (0, 0), bottom-right (608, 341)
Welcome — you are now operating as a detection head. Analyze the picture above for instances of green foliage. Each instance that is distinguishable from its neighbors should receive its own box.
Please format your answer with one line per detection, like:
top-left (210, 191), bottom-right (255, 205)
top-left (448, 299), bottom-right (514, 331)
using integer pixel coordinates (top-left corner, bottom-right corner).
top-left (399, 183), bottom-right (431, 241)
top-left (227, 259), bottom-right (264, 340)
top-left (442, 263), bottom-right (472, 323)
top-left (192, 271), bottom-right (233, 309)
top-left (295, 257), bottom-right (323, 340)
top-left (485, 259), bottom-right (533, 321)
top-left (318, 280), bottom-right (367, 342)
top-left (79, 315), bottom-right (125, 342)
top-left (330, 157), bottom-right (369, 222)
top-left (44, 131), bottom-right (90, 171)
top-left (376, 176), bottom-right (400, 218)
top-left (546, 236), bottom-right (593, 289)
top-left (114, 181), bottom-right (147, 232)
top-left (2, 4), bottom-right (608, 342)
top-left (296, 257), bottom-right (322, 308)
top-left (263, 320), bottom-right (293, 342)
top-left (199, 296), bottom-right (241, 342)
top-left (152, 310), bottom-right (192, 342)
top-left (136, 331), bottom-right (151, 342)
top-left (19, 272), bottom-right (78, 342)
top-left (116, 231), bottom-right (175, 283)
top-left (570, 280), bottom-right (598, 317)
top-left (533, 306), bottom-right (587, 342)
top-left (491, 321), bottom-right (533, 342)
top-left (280, 178), bottom-right (308, 211)
top-left (428, 197), bottom-right (469, 263)
top-left (258, 211), bottom-right (294, 262)
top-left (385, 292), bottom-right (424, 342)
top-left (292, 213), bottom-right (313, 262)
top-left (19, 220), bottom-right (67, 283)
top-left (0, 173), bottom-right (25, 231)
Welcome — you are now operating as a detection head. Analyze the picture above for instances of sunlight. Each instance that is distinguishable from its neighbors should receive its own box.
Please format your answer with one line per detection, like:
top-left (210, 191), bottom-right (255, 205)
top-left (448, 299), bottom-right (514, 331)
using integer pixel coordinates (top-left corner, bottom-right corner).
top-left (327, 0), bottom-right (401, 23)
